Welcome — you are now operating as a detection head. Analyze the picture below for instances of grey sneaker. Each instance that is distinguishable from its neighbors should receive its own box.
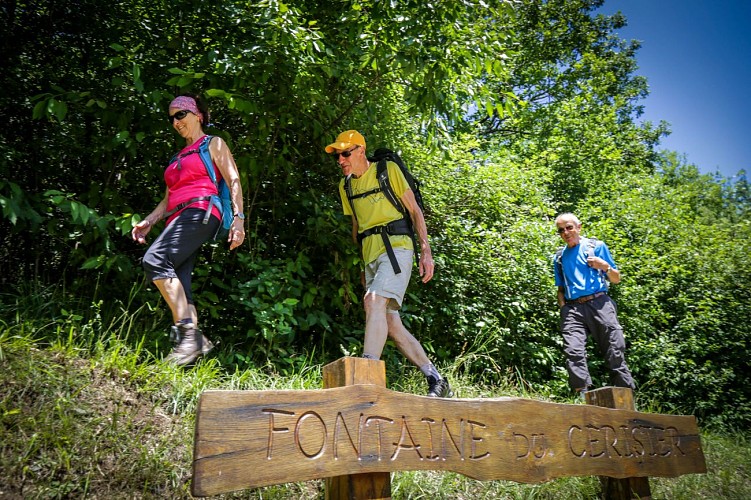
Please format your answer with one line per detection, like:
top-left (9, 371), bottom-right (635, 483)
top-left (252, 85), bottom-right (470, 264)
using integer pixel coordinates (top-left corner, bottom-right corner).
top-left (427, 376), bottom-right (454, 398)
top-left (166, 323), bottom-right (203, 366)
top-left (169, 324), bottom-right (181, 344)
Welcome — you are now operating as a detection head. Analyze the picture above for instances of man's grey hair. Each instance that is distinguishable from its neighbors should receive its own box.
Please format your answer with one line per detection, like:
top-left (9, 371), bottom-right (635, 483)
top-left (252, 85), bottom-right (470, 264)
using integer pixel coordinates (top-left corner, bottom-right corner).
top-left (555, 213), bottom-right (581, 225)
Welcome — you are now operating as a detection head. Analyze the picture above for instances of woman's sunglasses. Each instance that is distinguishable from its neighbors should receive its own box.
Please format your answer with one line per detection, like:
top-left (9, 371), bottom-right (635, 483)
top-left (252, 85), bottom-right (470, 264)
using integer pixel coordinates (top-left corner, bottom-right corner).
top-left (169, 110), bottom-right (192, 123)
top-left (334, 146), bottom-right (359, 160)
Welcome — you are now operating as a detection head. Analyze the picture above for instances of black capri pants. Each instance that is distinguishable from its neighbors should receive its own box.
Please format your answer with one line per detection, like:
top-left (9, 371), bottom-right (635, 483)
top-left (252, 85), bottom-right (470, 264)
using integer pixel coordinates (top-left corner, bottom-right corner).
top-left (142, 208), bottom-right (219, 304)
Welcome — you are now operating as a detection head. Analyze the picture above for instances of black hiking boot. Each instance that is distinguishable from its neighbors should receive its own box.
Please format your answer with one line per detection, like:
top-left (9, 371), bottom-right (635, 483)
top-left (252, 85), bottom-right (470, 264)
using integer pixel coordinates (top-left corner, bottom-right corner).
top-left (427, 376), bottom-right (454, 398)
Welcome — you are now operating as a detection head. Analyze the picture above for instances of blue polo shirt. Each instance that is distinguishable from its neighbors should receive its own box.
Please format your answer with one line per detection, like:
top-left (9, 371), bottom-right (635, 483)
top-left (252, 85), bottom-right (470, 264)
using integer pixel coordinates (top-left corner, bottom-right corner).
top-left (553, 237), bottom-right (617, 300)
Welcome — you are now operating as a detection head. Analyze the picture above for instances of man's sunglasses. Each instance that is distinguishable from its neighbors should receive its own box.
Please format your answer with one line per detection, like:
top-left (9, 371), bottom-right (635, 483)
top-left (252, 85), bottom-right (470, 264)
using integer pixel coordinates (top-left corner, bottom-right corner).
top-left (557, 224), bottom-right (576, 234)
top-left (169, 110), bottom-right (192, 123)
top-left (334, 146), bottom-right (359, 160)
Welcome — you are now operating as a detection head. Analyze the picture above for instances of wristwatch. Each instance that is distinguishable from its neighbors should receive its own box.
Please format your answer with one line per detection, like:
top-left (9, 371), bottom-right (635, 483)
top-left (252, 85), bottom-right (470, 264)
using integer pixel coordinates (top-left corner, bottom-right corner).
top-left (234, 213), bottom-right (245, 220)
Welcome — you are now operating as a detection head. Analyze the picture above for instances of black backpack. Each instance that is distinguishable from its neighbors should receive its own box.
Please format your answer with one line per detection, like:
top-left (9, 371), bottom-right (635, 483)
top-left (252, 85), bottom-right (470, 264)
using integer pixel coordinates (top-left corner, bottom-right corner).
top-left (344, 148), bottom-right (425, 274)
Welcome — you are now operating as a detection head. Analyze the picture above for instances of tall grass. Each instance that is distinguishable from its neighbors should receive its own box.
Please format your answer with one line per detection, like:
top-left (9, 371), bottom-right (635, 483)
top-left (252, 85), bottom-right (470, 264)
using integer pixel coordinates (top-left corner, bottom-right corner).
top-left (0, 293), bottom-right (749, 499)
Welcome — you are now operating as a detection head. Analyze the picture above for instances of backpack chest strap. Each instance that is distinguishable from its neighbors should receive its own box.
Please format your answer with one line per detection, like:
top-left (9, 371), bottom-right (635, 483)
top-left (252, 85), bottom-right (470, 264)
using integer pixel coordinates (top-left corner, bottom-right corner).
top-left (348, 187), bottom-right (382, 200)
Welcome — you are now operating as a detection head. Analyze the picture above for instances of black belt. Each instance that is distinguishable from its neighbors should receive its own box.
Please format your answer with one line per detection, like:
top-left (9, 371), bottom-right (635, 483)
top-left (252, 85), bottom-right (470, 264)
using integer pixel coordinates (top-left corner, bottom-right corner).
top-left (566, 292), bottom-right (606, 305)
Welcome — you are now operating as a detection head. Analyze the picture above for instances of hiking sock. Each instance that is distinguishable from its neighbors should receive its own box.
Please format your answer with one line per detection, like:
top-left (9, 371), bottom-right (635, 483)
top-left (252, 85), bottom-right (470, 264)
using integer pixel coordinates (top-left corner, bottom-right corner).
top-left (362, 353), bottom-right (379, 360)
top-left (420, 363), bottom-right (442, 381)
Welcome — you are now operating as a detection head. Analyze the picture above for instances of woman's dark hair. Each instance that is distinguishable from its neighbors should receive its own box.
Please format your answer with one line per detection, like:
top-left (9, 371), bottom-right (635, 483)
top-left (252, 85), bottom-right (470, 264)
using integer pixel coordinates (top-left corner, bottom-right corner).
top-left (178, 92), bottom-right (211, 126)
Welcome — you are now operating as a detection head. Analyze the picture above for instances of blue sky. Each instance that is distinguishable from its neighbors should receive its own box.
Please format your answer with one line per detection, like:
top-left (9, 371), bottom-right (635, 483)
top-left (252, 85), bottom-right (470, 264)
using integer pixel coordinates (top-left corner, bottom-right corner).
top-left (598, 0), bottom-right (751, 179)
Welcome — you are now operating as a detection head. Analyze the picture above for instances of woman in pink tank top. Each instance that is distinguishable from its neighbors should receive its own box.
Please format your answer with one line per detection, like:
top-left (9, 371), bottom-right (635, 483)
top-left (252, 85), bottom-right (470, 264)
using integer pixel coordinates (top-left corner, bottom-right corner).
top-left (131, 94), bottom-right (245, 366)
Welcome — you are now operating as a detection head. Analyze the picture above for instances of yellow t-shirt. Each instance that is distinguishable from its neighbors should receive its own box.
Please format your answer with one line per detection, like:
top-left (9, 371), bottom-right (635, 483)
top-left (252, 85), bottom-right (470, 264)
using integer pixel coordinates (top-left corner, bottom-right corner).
top-left (339, 161), bottom-right (414, 264)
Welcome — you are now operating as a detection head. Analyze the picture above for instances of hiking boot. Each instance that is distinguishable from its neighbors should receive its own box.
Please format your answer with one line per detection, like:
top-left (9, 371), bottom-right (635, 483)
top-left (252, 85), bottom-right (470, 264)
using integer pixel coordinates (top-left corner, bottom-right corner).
top-left (170, 325), bottom-right (214, 356)
top-left (166, 323), bottom-right (203, 366)
top-left (427, 376), bottom-right (453, 398)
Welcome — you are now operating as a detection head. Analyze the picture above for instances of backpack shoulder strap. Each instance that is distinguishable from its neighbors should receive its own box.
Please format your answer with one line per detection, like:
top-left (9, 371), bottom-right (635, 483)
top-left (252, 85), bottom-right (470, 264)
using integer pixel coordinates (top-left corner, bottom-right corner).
top-left (555, 246), bottom-right (564, 272)
top-left (377, 158), bottom-right (406, 216)
top-left (343, 175), bottom-right (358, 224)
top-left (584, 237), bottom-right (610, 282)
top-left (197, 135), bottom-right (227, 226)
top-left (585, 236), bottom-right (598, 257)
top-left (555, 245), bottom-right (570, 293)
top-left (198, 135), bottom-right (217, 186)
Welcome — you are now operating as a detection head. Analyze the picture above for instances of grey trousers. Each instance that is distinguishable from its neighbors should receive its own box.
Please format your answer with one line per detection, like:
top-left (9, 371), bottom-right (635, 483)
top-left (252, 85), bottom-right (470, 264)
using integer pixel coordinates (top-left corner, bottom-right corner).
top-left (560, 294), bottom-right (636, 391)
top-left (142, 208), bottom-right (219, 304)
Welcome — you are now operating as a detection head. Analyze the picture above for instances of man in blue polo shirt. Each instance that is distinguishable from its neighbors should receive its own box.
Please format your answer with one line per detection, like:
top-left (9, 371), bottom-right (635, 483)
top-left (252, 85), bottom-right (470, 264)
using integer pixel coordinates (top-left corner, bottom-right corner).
top-left (553, 213), bottom-right (636, 396)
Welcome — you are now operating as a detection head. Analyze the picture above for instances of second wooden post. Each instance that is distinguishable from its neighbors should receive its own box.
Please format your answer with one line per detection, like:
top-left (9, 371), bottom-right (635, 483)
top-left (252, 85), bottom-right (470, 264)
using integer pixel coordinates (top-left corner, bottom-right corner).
top-left (586, 387), bottom-right (652, 500)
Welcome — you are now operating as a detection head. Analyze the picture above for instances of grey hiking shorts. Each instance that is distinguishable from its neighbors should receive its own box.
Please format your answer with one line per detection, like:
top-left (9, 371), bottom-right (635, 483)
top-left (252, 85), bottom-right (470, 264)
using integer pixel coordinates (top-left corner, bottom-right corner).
top-left (364, 248), bottom-right (414, 311)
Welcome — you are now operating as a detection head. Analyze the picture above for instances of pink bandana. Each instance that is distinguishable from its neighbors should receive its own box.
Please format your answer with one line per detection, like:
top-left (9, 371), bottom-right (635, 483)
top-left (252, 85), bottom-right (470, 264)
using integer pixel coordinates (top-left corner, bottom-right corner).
top-left (169, 96), bottom-right (204, 123)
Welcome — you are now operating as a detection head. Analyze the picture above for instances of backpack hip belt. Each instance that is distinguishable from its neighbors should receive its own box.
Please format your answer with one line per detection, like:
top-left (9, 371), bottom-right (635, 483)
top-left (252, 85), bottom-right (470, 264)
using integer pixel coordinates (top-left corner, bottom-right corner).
top-left (358, 219), bottom-right (412, 274)
top-left (163, 196), bottom-right (214, 223)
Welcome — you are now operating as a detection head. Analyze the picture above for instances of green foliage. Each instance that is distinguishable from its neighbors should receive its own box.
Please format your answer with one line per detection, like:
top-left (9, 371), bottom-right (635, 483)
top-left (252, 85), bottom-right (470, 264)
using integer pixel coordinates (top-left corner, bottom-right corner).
top-left (1, 0), bottom-right (750, 430)
top-left (0, 336), bottom-right (190, 497)
top-left (407, 137), bottom-right (560, 382)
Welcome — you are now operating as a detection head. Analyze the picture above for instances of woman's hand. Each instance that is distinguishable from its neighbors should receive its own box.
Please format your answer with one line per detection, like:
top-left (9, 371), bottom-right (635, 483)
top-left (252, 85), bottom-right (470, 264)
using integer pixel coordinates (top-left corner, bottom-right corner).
top-left (132, 219), bottom-right (152, 244)
top-left (228, 218), bottom-right (245, 250)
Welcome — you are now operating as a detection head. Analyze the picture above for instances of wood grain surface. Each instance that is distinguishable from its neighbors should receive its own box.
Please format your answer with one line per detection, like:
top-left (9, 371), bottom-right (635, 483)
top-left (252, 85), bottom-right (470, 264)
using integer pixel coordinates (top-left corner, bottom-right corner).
top-left (192, 384), bottom-right (705, 497)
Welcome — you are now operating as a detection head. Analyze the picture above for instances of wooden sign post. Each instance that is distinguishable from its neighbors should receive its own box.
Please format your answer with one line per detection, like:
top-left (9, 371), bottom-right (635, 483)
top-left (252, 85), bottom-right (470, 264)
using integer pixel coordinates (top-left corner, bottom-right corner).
top-left (322, 357), bottom-right (391, 500)
top-left (192, 357), bottom-right (705, 498)
top-left (585, 387), bottom-right (651, 499)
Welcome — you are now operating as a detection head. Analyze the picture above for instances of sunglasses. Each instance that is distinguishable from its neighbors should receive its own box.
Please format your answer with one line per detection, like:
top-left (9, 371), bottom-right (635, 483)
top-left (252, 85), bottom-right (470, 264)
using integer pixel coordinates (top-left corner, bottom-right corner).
top-left (557, 224), bottom-right (576, 234)
top-left (334, 146), bottom-right (359, 160)
top-left (168, 110), bottom-right (192, 123)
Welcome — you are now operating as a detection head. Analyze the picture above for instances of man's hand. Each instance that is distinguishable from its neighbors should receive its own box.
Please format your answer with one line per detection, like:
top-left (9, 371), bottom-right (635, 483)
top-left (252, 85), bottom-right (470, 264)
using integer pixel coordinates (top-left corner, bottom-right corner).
top-left (419, 252), bottom-right (434, 283)
top-left (586, 256), bottom-right (608, 272)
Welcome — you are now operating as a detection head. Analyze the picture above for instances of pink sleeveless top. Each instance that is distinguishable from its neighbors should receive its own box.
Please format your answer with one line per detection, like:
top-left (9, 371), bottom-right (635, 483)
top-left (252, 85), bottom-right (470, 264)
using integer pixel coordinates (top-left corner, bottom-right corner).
top-left (164, 135), bottom-right (222, 225)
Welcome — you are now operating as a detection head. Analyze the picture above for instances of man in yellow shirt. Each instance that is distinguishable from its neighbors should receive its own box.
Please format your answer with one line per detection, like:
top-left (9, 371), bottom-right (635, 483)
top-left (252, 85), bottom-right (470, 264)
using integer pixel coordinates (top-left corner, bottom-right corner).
top-left (326, 130), bottom-right (452, 397)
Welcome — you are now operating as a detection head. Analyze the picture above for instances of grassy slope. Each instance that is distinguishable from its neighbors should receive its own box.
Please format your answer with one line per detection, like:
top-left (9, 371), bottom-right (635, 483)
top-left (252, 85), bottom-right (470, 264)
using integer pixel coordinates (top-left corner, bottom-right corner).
top-left (0, 334), bottom-right (749, 499)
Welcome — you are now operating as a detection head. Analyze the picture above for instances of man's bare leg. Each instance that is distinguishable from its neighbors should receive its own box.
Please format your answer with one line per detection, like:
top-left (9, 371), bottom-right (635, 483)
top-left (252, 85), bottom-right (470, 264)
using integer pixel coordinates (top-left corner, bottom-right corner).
top-left (363, 292), bottom-right (389, 359)
top-left (386, 310), bottom-right (451, 397)
top-left (386, 311), bottom-right (430, 367)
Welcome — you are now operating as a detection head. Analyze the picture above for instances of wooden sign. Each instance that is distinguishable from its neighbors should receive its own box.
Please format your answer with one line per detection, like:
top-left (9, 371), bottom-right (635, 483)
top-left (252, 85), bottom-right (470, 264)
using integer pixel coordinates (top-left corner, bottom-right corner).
top-left (192, 384), bottom-right (705, 497)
